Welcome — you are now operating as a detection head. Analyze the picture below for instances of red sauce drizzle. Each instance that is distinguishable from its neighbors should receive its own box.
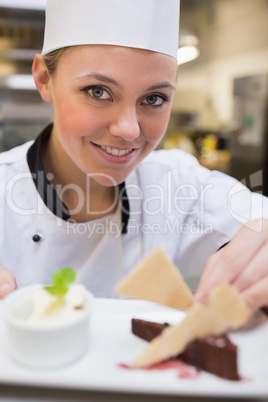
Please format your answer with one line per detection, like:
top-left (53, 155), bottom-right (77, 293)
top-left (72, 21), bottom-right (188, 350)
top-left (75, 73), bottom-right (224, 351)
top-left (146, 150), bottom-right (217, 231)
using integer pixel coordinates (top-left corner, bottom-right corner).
top-left (118, 359), bottom-right (200, 379)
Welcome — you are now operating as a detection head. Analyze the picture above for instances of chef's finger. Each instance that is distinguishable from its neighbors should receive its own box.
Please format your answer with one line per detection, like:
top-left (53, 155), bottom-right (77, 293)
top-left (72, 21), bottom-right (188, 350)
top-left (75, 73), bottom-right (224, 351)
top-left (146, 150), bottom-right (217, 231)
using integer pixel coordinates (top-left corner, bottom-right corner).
top-left (194, 248), bottom-right (233, 302)
top-left (195, 219), bottom-right (268, 302)
top-left (241, 274), bottom-right (268, 311)
top-left (232, 240), bottom-right (268, 293)
top-left (0, 267), bottom-right (18, 299)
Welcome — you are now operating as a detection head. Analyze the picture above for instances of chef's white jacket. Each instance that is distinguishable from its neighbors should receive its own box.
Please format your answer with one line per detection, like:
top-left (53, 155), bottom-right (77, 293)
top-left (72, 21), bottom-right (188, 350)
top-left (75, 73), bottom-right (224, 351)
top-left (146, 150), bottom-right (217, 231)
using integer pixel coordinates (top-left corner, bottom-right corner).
top-left (0, 136), bottom-right (267, 297)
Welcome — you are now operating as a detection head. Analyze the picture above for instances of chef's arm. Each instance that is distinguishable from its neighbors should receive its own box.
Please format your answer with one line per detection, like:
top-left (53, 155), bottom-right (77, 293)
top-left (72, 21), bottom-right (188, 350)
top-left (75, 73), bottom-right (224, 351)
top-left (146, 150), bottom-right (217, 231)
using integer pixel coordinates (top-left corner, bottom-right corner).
top-left (195, 218), bottom-right (268, 311)
top-left (0, 267), bottom-right (18, 299)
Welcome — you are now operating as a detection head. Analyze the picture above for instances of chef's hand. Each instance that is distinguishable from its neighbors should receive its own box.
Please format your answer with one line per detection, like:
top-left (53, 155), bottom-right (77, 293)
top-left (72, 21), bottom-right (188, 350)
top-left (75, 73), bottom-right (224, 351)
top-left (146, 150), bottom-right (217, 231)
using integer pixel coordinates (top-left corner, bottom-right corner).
top-left (0, 267), bottom-right (18, 298)
top-left (195, 218), bottom-right (268, 311)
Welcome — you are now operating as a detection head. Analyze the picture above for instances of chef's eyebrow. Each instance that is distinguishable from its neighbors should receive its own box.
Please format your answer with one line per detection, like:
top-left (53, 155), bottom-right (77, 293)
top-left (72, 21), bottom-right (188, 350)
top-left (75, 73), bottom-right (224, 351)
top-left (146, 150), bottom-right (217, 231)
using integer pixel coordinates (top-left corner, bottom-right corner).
top-left (77, 73), bottom-right (175, 92)
top-left (76, 73), bottom-right (123, 89)
top-left (146, 82), bottom-right (176, 91)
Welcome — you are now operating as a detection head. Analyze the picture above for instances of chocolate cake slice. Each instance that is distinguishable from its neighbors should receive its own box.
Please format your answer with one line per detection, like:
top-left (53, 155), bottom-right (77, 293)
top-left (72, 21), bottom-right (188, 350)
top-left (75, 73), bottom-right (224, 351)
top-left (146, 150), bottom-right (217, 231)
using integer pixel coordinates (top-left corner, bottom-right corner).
top-left (132, 318), bottom-right (239, 381)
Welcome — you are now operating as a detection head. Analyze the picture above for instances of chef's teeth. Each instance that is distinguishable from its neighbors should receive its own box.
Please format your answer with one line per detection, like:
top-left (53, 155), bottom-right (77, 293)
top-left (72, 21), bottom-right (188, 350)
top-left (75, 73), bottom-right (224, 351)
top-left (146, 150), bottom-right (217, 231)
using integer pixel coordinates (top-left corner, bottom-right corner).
top-left (99, 145), bottom-right (132, 156)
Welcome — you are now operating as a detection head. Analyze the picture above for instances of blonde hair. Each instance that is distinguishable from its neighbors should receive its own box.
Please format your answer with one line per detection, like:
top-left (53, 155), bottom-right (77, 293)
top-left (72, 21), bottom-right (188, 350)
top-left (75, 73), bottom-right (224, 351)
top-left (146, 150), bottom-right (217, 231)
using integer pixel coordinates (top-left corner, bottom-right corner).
top-left (43, 47), bottom-right (71, 75)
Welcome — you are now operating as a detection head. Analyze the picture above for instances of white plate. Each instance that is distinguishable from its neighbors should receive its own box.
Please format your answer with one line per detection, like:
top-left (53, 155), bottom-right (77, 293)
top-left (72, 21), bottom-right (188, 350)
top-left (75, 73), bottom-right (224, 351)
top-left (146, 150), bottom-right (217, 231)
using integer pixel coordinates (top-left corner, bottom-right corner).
top-left (0, 298), bottom-right (268, 398)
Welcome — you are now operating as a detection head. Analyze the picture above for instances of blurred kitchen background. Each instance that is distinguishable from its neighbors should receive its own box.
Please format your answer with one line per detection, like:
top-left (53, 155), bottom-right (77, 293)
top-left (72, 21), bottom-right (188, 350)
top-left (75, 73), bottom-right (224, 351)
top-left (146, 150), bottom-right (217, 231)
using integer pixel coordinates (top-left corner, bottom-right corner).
top-left (0, 0), bottom-right (268, 193)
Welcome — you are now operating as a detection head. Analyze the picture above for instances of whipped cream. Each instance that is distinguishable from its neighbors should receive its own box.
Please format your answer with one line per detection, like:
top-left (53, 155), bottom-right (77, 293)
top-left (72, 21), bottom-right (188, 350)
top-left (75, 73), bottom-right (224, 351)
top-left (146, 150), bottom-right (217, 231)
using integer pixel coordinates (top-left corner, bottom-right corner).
top-left (27, 284), bottom-right (86, 326)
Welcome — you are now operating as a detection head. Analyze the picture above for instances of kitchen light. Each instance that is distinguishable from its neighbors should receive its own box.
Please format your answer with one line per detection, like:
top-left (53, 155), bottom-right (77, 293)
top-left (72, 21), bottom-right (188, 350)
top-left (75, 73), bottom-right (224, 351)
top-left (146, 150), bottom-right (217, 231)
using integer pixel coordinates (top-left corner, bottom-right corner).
top-left (177, 45), bottom-right (200, 65)
top-left (177, 33), bottom-right (200, 65)
top-left (5, 74), bottom-right (36, 90)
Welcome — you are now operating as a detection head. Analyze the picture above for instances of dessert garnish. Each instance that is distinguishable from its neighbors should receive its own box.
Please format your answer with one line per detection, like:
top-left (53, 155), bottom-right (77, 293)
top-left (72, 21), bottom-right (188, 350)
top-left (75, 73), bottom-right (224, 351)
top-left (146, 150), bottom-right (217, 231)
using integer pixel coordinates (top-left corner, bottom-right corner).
top-left (27, 268), bottom-right (87, 325)
top-left (44, 267), bottom-right (76, 297)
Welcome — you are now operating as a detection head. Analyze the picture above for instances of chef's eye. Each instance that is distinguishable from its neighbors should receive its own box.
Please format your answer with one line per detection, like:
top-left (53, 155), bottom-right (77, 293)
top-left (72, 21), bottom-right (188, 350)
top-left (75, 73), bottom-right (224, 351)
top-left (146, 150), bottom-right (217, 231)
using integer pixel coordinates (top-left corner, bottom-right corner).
top-left (82, 86), bottom-right (111, 100)
top-left (143, 94), bottom-right (167, 107)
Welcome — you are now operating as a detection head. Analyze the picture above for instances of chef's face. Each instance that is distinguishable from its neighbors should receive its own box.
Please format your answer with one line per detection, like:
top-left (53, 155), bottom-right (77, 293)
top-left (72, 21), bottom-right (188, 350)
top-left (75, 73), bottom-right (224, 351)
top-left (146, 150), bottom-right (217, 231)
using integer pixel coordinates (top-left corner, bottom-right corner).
top-left (35, 45), bottom-right (177, 186)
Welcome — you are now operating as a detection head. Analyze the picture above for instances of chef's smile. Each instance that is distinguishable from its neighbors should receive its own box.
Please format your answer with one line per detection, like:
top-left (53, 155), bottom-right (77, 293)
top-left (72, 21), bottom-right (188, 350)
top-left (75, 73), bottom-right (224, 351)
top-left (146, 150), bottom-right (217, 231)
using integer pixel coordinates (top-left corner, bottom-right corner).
top-left (97, 144), bottom-right (134, 157)
top-left (92, 142), bottom-right (137, 163)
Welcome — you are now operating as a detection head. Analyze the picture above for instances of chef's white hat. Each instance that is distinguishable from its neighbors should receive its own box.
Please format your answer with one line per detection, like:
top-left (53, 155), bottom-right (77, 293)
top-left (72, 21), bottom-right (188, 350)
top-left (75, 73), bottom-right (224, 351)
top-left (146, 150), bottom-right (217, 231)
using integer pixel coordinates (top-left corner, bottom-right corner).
top-left (42, 0), bottom-right (180, 59)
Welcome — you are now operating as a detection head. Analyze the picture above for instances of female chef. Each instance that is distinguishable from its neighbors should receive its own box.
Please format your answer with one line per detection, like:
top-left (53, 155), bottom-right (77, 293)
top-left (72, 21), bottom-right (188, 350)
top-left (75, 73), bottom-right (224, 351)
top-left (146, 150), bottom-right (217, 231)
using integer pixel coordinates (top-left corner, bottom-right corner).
top-left (0, 0), bottom-right (268, 311)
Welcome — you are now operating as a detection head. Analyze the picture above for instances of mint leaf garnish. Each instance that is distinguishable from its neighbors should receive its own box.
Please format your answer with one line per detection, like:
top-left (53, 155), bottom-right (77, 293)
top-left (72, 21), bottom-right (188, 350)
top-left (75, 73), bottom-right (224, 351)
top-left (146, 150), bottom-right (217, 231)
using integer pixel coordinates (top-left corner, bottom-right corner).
top-left (44, 267), bottom-right (76, 297)
top-left (52, 267), bottom-right (76, 287)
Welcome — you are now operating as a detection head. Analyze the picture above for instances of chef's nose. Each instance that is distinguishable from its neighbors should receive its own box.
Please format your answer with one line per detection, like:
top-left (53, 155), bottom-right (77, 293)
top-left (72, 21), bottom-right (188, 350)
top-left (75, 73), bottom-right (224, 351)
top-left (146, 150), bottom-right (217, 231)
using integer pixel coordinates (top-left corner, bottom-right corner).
top-left (109, 105), bottom-right (140, 141)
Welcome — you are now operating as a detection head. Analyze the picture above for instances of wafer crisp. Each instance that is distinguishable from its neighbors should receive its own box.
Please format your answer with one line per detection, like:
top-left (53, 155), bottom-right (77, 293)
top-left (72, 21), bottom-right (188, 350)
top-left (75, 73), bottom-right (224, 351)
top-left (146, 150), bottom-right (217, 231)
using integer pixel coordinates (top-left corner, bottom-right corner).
top-left (115, 247), bottom-right (193, 311)
top-left (130, 283), bottom-right (251, 368)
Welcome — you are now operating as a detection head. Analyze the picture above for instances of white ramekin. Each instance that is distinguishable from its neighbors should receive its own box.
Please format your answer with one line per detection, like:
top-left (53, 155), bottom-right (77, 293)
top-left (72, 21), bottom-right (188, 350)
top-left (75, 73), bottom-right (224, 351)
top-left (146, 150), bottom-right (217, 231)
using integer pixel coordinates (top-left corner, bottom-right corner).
top-left (2, 284), bottom-right (93, 369)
